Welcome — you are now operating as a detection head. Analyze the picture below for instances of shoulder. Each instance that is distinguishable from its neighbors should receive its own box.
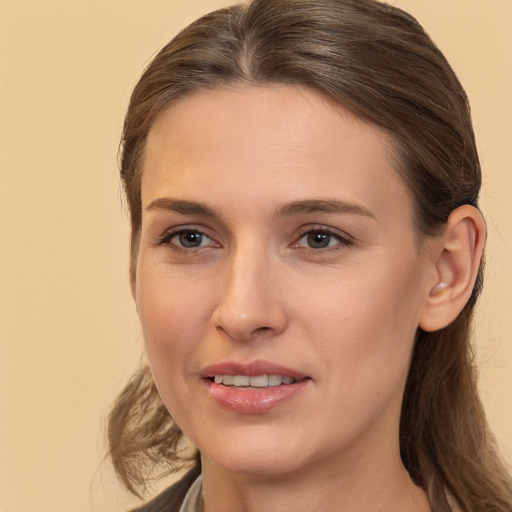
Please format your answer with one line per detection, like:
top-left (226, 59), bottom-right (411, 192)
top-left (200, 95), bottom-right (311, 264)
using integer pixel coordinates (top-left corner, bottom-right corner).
top-left (128, 465), bottom-right (201, 512)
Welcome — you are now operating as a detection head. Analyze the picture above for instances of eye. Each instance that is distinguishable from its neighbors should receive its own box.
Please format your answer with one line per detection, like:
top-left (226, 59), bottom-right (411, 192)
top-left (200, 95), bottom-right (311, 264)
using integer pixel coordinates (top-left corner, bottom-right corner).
top-left (295, 229), bottom-right (352, 250)
top-left (304, 231), bottom-right (335, 249)
top-left (156, 228), bottom-right (217, 250)
top-left (174, 231), bottom-right (209, 248)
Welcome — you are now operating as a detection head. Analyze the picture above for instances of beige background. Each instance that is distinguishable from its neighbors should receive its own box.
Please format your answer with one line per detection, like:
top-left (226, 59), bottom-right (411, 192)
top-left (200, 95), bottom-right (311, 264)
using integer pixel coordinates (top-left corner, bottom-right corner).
top-left (0, 1), bottom-right (510, 511)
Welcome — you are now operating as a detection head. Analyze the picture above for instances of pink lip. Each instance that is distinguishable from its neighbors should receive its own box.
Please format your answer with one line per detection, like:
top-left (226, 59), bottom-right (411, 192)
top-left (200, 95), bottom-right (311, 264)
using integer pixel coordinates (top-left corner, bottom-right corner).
top-left (200, 359), bottom-right (311, 414)
top-left (201, 359), bottom-right (307, 379)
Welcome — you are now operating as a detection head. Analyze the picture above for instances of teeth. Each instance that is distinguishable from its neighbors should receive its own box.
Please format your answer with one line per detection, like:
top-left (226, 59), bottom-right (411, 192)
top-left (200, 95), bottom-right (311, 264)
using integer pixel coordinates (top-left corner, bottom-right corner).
top-left (213, 374), bottom-right (297, 387)
top-left (233, 375), bottom-right (250, 386)
top-left (249, 375), bottom-right (269, 387)
top-left (268, 374), bottom-right (283, 386)
top-left (222, 375), bottom-right (235, 385)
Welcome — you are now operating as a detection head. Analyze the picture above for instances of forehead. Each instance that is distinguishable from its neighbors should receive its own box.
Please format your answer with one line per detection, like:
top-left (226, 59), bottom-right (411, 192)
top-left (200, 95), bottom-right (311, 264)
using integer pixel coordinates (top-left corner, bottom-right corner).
top-left (145, 85), bottom-right (392, 164)
top-left (141, 85), bottom-right (411, 222)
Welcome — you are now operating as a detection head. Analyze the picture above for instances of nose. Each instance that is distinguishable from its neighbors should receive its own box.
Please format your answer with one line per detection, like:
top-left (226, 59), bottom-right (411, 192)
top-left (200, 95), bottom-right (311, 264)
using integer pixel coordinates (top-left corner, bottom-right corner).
top-left (214, 246), bottom-right (288, 343)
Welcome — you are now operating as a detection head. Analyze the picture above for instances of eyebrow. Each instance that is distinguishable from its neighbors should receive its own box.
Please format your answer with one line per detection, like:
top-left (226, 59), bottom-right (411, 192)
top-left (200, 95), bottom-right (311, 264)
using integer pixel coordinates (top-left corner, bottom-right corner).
top-left (145, 197), bottom-right (376, 220)
top-left (276, 199), bottom-right (376, 219)
top-left (145, 198), bottom-right (217, 217)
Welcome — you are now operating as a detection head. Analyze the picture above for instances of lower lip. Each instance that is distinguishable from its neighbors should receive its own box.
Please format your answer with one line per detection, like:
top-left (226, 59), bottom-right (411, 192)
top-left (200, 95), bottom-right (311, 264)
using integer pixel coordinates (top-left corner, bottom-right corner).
top-left (204, 379), bottom-right (310, 414)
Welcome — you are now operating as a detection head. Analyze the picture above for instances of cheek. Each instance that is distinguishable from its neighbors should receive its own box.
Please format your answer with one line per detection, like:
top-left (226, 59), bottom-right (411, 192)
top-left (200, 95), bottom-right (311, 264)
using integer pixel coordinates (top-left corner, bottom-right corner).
top-left (135, 268), bottom-right (219, 428)
top-left (303, 253), bottom-right (425, 383)
top-left (135, 266), bottom-right (216, 374)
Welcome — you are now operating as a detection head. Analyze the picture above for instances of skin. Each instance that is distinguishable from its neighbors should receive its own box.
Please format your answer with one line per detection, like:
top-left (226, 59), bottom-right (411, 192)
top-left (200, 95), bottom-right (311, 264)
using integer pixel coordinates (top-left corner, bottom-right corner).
top-left (134, 85), bottom-right (441, 511)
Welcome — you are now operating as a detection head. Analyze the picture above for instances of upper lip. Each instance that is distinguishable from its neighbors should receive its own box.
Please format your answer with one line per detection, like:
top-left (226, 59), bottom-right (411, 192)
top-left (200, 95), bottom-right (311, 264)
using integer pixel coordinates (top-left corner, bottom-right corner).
top-left (201, 359), bottom-right (308, 380)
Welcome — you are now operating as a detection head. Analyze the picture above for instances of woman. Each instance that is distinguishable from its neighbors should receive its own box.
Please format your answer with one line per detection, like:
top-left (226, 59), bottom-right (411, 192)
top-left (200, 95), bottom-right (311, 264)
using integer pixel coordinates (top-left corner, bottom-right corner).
top-left (108, 0), bottom-right (512, 510)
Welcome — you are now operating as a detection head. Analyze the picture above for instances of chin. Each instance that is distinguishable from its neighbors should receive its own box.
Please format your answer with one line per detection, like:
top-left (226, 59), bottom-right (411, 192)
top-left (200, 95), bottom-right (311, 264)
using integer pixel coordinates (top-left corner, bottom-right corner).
top-left (196, 429), bottom-right (312, 477)
top-left (207, 452), bottom-right (306, 478)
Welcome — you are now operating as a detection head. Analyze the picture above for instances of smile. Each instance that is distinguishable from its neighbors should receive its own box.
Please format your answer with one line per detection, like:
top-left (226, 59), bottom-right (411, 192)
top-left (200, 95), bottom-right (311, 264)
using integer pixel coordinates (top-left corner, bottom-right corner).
top-left (201, 361), bottom-right (311, 413)
top-left (213, 374), bottom-right (298, 387)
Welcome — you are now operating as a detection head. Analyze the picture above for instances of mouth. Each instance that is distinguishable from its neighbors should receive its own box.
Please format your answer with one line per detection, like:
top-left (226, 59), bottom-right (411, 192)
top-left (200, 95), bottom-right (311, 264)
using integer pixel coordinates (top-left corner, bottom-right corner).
top-left (201, 359), bottom-right (309, 385)
top-left (211, 374), bottom-right (305, 388)
top-left (201, 360), bottom-right (311, 413)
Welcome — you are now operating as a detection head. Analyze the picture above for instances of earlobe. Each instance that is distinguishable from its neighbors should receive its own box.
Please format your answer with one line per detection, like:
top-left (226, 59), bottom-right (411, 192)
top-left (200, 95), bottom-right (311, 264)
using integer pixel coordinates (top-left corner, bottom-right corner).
top-left (419, 205), bottom-right (485, 332)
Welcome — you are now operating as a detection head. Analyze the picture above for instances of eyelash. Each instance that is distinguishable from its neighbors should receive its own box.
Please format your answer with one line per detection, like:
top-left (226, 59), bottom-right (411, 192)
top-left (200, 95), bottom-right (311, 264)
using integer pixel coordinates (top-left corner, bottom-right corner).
top-left (294, 227), bottom-right (354, 253)
top-left (154, 226), bottom-right (354, 254)
top-left (154, 227), bottom-right (216, 253)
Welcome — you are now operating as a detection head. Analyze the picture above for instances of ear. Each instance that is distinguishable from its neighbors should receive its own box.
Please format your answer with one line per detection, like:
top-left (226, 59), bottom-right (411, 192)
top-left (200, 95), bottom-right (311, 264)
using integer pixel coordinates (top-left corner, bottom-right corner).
top-left (419, 205), bottom-right (485, 332)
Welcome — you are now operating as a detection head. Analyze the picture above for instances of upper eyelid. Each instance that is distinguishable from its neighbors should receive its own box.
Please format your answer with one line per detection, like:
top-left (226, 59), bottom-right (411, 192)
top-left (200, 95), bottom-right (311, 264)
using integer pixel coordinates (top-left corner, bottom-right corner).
top-left (295, 225), bottom-right (354, 241)
top-left (159, 224), bottom-right (213, 236)
top-left (155, 225), bottom-right (217, 246)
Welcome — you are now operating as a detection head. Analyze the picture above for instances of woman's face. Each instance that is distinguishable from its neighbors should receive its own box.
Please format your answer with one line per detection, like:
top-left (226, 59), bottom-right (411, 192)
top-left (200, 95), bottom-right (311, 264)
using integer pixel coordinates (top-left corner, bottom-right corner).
top-left (135, 85), bottom-right (435, 477)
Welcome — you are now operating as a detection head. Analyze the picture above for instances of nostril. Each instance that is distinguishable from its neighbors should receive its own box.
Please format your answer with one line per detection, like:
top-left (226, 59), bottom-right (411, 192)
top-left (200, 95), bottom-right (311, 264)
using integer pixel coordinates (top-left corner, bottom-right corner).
top-left (251, 326), bottom-right (275, 337)
top-left (214, 297), bottom-right (287, 342)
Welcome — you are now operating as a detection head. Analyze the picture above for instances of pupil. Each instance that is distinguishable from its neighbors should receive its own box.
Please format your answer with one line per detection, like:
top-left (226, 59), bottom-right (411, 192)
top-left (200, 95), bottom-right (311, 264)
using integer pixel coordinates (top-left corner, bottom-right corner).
top-left (307, 232), bottom-right (330, 248)
top-left (179, 232), bottom-right (203, 248)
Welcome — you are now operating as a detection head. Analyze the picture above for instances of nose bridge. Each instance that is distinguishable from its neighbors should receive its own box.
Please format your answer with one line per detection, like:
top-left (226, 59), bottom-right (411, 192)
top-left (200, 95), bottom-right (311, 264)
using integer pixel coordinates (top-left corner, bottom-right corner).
top-left (215, 237), bottom-right (286, 341)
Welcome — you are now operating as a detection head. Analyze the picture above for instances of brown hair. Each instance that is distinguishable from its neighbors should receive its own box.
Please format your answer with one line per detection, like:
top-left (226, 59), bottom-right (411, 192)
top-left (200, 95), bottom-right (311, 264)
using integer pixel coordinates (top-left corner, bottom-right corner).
top-left (109, 0), bottom-right (512, 510)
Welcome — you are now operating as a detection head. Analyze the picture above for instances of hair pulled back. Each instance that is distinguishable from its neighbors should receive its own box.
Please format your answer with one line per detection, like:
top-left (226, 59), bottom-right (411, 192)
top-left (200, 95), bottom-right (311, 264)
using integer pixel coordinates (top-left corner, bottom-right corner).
top-left (109, 1), bottom-right (512, 510)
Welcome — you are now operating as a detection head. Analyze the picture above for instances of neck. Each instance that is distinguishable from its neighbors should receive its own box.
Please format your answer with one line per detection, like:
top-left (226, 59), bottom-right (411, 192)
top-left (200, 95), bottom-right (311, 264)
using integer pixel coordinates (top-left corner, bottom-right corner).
top-left (200, 439), bottom-right (431, 512)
